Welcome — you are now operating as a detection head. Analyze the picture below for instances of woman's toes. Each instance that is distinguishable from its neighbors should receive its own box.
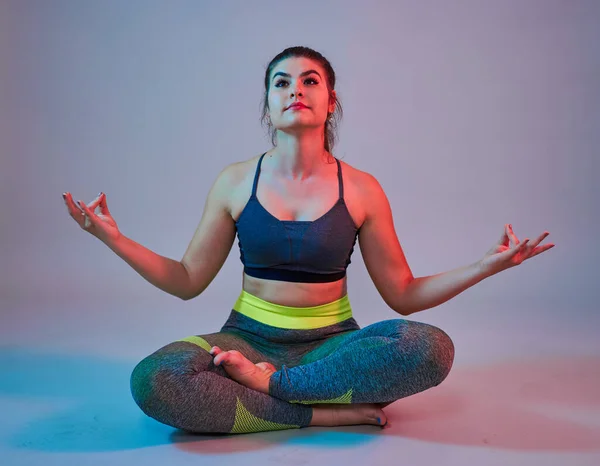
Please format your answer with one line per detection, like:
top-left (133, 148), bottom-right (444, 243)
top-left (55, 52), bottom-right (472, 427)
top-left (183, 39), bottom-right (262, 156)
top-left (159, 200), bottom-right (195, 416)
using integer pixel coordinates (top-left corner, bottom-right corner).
top-left (380, 416), bottom-right (391, 429)
top-left (214, 352), bottom-right (229, 366)
top-left (365, 406), bottom-right (386, 427)
top-left (212, 348), bottom-right (230, 365)
top-left (375, 410), bottom-right (391, 429)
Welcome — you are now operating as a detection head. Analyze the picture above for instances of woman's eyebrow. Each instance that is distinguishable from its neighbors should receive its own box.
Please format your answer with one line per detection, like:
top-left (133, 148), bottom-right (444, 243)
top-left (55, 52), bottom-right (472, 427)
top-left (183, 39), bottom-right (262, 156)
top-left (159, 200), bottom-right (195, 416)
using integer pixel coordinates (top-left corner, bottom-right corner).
top-left (272, 70), bottom-right (322, 81)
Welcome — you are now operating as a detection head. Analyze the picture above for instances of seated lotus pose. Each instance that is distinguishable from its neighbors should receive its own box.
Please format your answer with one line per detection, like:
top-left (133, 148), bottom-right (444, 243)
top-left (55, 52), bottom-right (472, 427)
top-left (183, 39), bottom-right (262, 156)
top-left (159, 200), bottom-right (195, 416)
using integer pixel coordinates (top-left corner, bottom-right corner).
top-left (63, 46), bottom-right (554, 435)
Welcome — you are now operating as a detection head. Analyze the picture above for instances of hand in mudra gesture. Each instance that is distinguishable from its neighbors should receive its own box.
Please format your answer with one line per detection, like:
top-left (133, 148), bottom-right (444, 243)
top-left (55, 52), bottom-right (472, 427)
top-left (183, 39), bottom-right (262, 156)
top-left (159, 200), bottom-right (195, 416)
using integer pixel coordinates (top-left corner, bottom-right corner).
top-left (479, 224), bottom-right (554, 276)
top-left (63, 192), bottom-right (121, 244)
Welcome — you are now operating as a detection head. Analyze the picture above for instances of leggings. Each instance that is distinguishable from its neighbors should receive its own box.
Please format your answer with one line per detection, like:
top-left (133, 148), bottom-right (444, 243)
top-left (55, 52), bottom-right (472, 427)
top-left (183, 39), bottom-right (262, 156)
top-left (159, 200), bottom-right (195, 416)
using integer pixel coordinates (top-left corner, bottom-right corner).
top-left (130, 290), bottom-right (455, 434)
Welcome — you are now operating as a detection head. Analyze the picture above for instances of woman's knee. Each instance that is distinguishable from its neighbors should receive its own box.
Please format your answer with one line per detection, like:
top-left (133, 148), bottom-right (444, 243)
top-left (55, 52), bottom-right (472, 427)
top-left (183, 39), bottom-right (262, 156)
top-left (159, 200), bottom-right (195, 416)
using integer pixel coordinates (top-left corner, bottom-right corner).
top-left (130, 353), bottom-right (161, 415)
top-left (401, 321), bottom-right (455, 387)
top-left (424, 324), bottom-right (455, 385)
top-left (130, 344), bottom-right (210, 426)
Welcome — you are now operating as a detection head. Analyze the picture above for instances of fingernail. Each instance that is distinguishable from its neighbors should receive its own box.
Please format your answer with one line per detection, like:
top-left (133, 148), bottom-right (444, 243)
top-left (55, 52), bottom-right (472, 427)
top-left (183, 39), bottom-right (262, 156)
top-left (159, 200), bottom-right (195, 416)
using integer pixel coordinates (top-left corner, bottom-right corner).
top-left (509, 224), bottom-right (512, 229)
top-left (377, 417), bottom-right (381, 425)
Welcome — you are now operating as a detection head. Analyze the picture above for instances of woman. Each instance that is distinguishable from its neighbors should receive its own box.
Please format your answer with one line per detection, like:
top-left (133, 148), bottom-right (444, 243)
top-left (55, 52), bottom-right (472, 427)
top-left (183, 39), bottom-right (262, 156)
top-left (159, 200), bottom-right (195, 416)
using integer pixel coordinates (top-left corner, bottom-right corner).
top-left (63, 46), bottom-right (554, 434)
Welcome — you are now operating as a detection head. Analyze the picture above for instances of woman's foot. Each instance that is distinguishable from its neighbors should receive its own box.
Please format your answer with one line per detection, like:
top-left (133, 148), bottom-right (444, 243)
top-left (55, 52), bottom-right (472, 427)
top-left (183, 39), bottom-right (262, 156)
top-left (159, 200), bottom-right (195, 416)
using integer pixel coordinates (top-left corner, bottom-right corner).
top-left (311, 403), bottom-right (391, 429)
top-left (210, 346), bottom-right (391, 429)
top-left (209, 346), bottom-right (276, 394)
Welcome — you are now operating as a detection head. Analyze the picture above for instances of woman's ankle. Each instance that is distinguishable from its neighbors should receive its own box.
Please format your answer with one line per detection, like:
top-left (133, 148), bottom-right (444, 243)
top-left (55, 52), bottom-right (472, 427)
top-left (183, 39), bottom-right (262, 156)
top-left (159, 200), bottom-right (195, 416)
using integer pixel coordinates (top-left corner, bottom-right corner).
top-left (308, 404), bottom-right (384, 427)
top-left (309, 406), bottom-right (335, 427)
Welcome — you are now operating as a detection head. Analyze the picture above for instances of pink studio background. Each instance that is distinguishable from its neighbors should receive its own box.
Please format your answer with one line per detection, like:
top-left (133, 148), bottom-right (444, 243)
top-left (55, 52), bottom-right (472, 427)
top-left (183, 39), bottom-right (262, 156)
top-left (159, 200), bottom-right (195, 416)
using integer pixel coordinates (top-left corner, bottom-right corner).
top-left (1, 1), bottom-right (599, 466)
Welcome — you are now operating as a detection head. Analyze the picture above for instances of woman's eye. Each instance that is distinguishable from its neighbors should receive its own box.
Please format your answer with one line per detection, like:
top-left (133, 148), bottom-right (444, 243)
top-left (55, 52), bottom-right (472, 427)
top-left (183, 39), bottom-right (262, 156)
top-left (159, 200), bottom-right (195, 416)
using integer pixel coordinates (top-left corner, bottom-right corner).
top-left (275, 78), bottom-right (318, 87)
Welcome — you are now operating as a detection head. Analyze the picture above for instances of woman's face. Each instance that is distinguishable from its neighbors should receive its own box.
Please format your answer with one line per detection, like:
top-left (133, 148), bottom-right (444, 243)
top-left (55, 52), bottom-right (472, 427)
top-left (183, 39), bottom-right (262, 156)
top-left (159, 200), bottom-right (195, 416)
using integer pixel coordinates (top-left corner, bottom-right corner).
top-left (267, 57), bottom-right (336, 134)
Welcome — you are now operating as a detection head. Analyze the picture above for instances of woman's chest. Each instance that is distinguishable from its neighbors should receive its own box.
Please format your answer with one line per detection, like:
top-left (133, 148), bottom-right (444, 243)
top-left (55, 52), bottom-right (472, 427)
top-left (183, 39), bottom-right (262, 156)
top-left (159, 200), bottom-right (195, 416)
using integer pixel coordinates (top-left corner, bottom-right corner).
top-left (230, 160), bottom-right (366, 228)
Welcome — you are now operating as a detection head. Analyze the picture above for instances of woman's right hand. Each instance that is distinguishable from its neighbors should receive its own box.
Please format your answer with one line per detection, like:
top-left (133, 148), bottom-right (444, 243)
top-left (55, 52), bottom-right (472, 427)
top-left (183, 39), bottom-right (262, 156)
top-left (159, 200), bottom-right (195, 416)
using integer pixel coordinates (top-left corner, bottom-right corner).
top-left (63, 192), bottom-right (121, 244)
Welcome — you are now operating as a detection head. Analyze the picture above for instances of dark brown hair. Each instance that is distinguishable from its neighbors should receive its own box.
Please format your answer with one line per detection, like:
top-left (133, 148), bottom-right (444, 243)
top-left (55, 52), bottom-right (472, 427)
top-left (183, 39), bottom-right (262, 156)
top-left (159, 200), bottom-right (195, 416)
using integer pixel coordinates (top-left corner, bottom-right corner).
top-left (260, 46), bottom-right (343, 156)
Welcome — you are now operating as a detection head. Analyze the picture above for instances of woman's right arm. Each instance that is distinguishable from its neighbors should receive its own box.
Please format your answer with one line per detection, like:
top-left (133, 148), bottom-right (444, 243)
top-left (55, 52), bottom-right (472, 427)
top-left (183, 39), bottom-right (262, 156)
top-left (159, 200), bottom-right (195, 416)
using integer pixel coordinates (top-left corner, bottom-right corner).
top-left (104, 234), bottom-right (195, 300)
top-left (65, 164), bottom-right (237, 301)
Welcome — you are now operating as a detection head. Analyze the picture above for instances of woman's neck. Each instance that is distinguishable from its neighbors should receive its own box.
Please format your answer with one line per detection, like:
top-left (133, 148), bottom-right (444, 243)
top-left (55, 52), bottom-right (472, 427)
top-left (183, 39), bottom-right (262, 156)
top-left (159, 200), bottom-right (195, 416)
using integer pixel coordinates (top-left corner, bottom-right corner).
top-left (269, 131), bottom-right (329, 181)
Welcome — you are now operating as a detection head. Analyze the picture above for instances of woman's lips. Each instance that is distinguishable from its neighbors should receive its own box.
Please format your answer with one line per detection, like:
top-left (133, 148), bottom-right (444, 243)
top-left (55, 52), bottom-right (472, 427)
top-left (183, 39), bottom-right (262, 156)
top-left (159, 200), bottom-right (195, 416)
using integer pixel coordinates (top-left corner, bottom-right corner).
top-left (287, 104), bottom-right (308, 110)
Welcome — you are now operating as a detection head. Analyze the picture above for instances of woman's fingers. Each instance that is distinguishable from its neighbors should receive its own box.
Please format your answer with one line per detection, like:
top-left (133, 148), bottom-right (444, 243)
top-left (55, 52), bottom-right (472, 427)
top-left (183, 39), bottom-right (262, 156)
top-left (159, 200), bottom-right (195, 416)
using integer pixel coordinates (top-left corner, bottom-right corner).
top-left (83, 192), bottom-right (104, 212)
top-left (77, 200), bottom-right (96, 229)
top-left (63, 192), bottom-right (79, 211)
top-left (506, 224), bottom-right (520, 246)
top-left (90, 192), bottom-right (102, 205)
top-left (499, 226), bottom-right (510, 247)
top-left (98, 192), bottom-right (110, 215)
top-left (63, 193), bottom-right (85, 226)
top-left (495, 238), bottom-right (529, 266)
top-left (524, 233), bottom-right (554, 260)
top-left (523, 231), bottom-right (547, 253)
top-left (528, 242), bottom-right (555, 259)
top-left (63, 192), bottom-right (106, 226)
top-left (510, 238), bottom-right (529, 257)
top-left (532, 231), bottom-right (550, 248)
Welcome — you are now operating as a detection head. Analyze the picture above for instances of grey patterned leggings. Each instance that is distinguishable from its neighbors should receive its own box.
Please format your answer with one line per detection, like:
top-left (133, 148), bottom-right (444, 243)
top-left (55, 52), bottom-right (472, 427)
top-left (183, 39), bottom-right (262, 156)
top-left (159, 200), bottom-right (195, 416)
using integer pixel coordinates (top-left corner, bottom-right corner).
top-left (130, 304), bottom-right (455, 434)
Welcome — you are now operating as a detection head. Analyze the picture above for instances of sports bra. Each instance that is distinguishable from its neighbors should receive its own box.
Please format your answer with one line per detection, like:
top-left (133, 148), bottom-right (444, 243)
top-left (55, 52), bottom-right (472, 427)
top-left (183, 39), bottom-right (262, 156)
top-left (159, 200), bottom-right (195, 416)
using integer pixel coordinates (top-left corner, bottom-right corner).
top-left (234, 152), bottom-right (360, 283)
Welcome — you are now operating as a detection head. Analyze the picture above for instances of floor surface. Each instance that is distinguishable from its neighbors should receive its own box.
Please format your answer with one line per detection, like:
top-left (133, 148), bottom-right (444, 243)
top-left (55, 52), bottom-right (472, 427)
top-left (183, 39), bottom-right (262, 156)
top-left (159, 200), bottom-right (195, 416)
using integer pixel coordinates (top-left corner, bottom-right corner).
top-left (1, 293), bottom-right (598, 466)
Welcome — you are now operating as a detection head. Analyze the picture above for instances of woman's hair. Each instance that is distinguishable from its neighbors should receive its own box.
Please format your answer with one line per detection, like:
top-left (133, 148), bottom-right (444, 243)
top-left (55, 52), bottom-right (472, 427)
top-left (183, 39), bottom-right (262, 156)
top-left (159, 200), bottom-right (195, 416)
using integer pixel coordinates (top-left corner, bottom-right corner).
top-left (260, 46), bottom-right (343, 156)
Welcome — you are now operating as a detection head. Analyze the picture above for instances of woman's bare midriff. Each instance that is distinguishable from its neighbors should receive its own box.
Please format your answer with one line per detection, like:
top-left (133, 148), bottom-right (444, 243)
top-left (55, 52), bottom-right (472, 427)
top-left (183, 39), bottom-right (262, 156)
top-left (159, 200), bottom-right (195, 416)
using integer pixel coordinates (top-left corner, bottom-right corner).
top-left (242, 273), bottom-right (348, 307)
top-left (230, 151), bottom-right (366, 308)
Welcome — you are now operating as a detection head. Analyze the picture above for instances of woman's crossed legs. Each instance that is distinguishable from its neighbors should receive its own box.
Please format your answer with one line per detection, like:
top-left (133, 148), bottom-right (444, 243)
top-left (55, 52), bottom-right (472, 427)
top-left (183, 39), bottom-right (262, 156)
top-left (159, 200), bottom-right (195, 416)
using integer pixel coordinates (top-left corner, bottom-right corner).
top-left (130, 312), bottom-right (454, 434)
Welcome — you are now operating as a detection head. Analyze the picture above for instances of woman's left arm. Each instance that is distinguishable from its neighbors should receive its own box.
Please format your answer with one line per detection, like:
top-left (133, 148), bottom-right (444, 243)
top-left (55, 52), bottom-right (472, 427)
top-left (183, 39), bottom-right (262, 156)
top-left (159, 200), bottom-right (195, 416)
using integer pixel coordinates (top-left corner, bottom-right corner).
top-left (399, 224), bottom-right (554, 316)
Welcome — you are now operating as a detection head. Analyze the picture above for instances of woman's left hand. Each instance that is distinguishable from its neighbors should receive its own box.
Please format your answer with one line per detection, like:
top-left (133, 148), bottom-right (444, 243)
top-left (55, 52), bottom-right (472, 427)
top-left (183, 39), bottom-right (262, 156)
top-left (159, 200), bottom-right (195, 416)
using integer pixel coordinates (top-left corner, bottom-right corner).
top-left (479, 224), bottom-right (555, 276)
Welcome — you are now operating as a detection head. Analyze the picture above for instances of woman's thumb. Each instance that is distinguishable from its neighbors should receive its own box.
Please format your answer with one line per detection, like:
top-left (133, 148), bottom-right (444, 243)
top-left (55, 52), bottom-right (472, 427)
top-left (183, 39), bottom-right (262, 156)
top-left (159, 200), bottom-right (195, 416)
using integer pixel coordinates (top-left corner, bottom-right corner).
top-left (98, 192), bottom-right (110, 214)
top-left (498, 224), bottom-right (509, 245)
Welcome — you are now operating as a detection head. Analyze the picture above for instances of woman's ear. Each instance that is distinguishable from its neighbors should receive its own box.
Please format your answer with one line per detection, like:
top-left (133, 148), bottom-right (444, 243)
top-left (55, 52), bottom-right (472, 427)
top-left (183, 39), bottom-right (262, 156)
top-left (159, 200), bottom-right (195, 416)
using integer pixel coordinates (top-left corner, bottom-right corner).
top-left (329, 90), bottom-right (337, 113)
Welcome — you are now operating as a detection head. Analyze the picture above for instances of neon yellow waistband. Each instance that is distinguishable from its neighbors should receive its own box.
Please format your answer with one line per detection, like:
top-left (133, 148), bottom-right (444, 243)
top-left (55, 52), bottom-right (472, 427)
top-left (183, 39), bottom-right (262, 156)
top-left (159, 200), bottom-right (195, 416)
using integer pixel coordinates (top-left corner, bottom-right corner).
top-left (232, 289), bottom-right (354, 330)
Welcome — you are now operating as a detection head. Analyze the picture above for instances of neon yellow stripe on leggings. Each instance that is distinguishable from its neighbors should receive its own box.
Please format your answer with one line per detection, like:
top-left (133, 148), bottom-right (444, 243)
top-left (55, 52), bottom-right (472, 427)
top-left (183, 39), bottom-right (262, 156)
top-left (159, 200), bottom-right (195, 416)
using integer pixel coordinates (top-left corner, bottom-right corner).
top-left (176, 335), bottom-right (212, 352)
top-left (232, 289), bottom-right (353, 330)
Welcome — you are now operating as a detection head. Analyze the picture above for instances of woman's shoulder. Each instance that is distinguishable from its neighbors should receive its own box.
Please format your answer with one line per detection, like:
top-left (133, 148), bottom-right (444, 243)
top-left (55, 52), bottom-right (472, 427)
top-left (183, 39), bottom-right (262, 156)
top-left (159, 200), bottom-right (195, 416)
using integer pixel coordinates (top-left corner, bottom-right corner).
top-left (337, 157), bottom-right (379, 194)
top-left (337, 156), bottom-right (366, 178)
top-left (219, 152), bottom-right (263, 183)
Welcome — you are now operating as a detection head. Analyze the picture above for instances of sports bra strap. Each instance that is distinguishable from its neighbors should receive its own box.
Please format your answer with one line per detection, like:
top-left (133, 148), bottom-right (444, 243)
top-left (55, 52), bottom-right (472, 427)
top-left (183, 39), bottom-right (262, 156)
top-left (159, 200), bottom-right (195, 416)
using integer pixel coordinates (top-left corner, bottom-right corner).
top-left (335, 158), bottom-right (343, 200)
top-left (250, 152), bottom-right (267, 198)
